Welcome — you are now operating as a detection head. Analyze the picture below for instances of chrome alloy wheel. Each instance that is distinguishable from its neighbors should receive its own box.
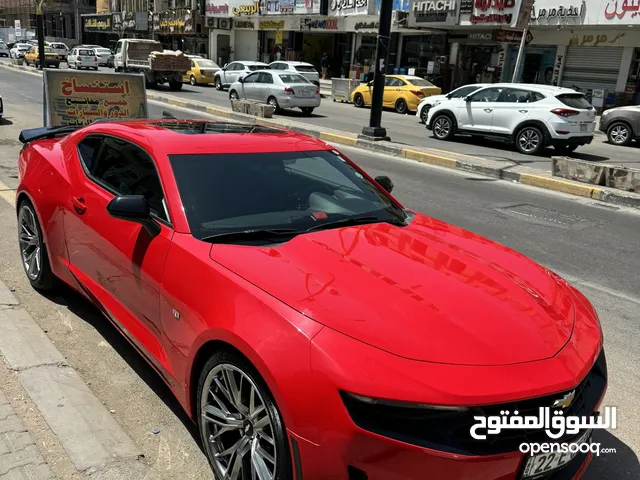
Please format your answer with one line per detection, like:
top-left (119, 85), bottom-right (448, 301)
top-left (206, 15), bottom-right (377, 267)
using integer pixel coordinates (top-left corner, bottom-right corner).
top-left (609, 125), bottom-right (629, 144)
top-left (433, 117), bottom-right (451, 139)
top-left (518, 128), bottom-right (540, 153)
top-left (18, 204), bottom-right (41, 281)
top-left (200, 364), bottom-right (277, 480)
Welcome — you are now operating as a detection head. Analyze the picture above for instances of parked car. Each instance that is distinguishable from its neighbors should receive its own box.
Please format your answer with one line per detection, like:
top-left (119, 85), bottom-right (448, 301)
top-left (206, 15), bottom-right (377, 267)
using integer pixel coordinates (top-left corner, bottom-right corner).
top-left (599, 105), bottom-right (640, 146)
top-left (351, 75), bottom-right (442, 114)
top-left (426, 83), bottom-right (596, 155)
top-left (67, 47), bottom-right (98, 70)
top-left (79, 44), bottom-right (113, 67)
top-left (26, 39), bottom-right (39, 46)
top-left (47, 42), bottom-right (69, 61)
top-left (183, 57), bottom-right (221, 86)
top-left (9, 43), bottom-right (30, 59)
top-left (229, 70), bottom-right (321, 115)
top-left (214, 61), bottom-right (269, 91)
top-left (416, 83), bottom-right (489, 124)
top-left (16, 117), bottom-right (607, 480)
top-left (24, 46), bottom-right (60, 68)
top-left (0, 40), bottom-right (9, 57)
top-left (269, 61), bottom-right (320, 86)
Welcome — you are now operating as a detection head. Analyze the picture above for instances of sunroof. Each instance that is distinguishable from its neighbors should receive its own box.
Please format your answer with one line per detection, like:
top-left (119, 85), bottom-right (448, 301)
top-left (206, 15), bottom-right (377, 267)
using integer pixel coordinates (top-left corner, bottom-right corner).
top-left (151, 121), bottom-right (285, 135)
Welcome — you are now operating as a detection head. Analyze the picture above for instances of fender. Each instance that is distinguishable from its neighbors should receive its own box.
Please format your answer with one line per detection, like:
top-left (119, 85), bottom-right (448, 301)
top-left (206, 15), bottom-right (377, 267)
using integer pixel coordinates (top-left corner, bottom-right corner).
top-left (428, 109), bottom-right (457, 130)
top-left (514, 120), bottom-right (551, 145)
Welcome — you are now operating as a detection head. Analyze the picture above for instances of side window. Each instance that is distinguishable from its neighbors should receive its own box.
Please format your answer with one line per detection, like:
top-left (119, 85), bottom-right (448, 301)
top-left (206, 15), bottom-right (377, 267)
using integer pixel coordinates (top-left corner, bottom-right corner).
top-left (242, 72), bottom-right (259, 83)
top-left (258, 72), bottom-right (273, 84)
top-left (233, 63), bottom-right (243, 71)
top-left (395, 78), bottom-right (407, 86)
top-left (271, 63), bottom-right (282, 70)
top-left (384, 76), bottom-right (395, 87)
top-left (115, 41), bottom-right (122, 54)
top-left (502, 89), bottom-right (542, 103)
top-left (470, 87), bottom-right (503, 102)
top-left (190, 60), bottom-right (195, 68)
top-left (79, 136), bottom-right (168, 222)
top-left (452, 86), bottom-right (478, 98)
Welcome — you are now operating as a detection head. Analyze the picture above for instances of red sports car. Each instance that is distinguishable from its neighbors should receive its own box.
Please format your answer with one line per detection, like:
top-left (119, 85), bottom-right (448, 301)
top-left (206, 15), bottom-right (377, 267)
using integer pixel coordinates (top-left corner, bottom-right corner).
top-left (16, 119), bottom-right (606, 480)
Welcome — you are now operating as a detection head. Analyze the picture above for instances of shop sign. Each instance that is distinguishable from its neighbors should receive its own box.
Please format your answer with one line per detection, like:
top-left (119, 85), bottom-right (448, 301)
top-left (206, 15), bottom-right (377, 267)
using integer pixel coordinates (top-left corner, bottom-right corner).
top-left (603, 0), bottom-right (640, 20)
top-left (492, 28), bottom-right (532, 43)
top-left (551, 52), bottom-right (563, 85)
top-left (374, 0), bottom-right (411, 12)
top-left (411, 0), bottom-right (458, 24)
top-left (568, 32), bottom-right (625, 46)
top-left (206, 0), bottom-right (230, 16)
top-left (458, 0), bottom-right (519, 27)
top-left (300, 17), bottom-right (339, 29)
top-left (295, 0), bottom-right (320, 14)
top-left (531, 4), bottom-right (584, 21)
top-left (460, 0), bottom-right (473, 13)
top-left (232, 1), bottom-right (260, 15)
top-left (153, 10), bottom-right (194, 33)
top-left (235, 19), bottom-right (255, 27)
top-left (329, 0), bottom-right (374, 16)
top-left (354, 20), bottom-right (379, 29)
top-left (261, 0), bottom-right (295, 14)
top-left (83, 14), bottom-right (112, 31)
top-left (259, 20), bottom-right (286, 28)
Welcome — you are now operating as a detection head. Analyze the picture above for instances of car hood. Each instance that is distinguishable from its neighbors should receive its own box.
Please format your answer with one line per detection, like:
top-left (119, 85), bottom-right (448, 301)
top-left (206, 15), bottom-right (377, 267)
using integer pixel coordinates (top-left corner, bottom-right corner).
top-left (606, 106), bottom-right (640, 114)
top-left (421, 94), bottom-right (446, 105)
top-left (209, 214), bottom-right (575, 366)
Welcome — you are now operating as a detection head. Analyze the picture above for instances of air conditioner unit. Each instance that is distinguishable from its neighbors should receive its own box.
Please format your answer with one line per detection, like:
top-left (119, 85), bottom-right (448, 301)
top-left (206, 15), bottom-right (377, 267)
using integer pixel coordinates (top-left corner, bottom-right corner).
top-left (392, 10), bottom-right (408, 24)
top-left (206, 17), bottom-right (215, 28)
top-left (218, 18), bottom-right (231, 30)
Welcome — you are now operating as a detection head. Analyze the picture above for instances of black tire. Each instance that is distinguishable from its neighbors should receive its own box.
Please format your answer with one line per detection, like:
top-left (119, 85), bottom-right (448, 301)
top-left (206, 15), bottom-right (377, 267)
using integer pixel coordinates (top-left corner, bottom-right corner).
top-left (115, 67), bottom-right (121, 72)
top-left (607, 122), bottom-right (633, 146)
top-left (196, 349), bottom-right (292, 480)
top-left (267, 96), bottom-right (280, 113)
top-left (190, 75), bottom-right (197, 86)
top-left (353, 93), bottom-right (364, 108)
top-left (229, 90), bottom-right (239, 100)
top-left (431, 114), bottom-right (455, 140)
top-left (169, 80), bottom-right (183, 91)
top-left (395, 98), bottom-right (408, 114)
top-left (215, 77), bottom-right (223, 90)
top-left (420, 105), bottom-right (430, 124)
top-left (17, 199), bottom-right (56, 291)
top-left (555, 144), bottom-right (578, 154)
top-left (93, 66), bottom-right (98, 71)
top-left (515, 126), bottom-right (544, 155)
top-left (301, 107), bottom-right (314, 116)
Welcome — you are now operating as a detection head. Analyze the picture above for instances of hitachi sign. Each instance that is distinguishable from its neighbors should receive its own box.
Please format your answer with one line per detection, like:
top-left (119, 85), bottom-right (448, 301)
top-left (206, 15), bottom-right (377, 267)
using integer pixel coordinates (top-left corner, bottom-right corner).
top-left (413, 0), bottom-right (456, 11)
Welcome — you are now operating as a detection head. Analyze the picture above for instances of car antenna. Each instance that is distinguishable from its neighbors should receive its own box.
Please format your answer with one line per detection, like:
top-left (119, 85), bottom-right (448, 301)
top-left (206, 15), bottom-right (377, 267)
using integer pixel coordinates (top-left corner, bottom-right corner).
top-left (162, 111), bottom-right (177, 119)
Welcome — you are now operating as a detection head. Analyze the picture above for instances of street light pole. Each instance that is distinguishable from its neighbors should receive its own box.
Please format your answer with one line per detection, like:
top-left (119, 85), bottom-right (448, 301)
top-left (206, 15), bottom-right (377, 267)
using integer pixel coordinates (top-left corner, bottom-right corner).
top-left (360, 0), bottom-right (393, 141)
top-left (35, 0), bottom-right (46, 69)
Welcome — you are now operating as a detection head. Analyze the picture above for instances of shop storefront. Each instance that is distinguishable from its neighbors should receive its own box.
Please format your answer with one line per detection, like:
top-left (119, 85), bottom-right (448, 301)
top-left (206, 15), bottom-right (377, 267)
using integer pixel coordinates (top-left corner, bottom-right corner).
top-left (446, 30), bottom-right (505, 88)
top-left (154, 9), bottom-right (208, 56)
top-left (81, 14), bottom-right (120, 48)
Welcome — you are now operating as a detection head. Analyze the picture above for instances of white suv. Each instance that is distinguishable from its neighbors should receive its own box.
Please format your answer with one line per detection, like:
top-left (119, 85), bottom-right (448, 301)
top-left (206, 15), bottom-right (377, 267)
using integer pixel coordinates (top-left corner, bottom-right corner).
top-left (417, 83), bottom-right (489, 124)
top-left (425, 84), bottom-right (596, 155)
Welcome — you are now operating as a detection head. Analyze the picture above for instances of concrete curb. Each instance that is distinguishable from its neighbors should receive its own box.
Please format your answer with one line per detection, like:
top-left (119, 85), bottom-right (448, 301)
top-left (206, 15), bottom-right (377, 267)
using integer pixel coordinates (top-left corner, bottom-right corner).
top-left (2, 60), bottom-right (637, 209)
top-left (0, 279), bottom-right (157, 479)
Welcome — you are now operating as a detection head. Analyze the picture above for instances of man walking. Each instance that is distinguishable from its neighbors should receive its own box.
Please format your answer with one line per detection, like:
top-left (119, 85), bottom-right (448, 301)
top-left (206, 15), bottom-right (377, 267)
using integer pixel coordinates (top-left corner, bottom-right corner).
top-left (321, 52), bottom-right (329, 80)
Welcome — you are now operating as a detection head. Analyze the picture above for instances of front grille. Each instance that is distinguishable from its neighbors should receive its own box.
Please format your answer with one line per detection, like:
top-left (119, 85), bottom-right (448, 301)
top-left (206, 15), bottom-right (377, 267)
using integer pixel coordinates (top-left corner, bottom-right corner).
top-left (341, 349), bottom-right (607, 456)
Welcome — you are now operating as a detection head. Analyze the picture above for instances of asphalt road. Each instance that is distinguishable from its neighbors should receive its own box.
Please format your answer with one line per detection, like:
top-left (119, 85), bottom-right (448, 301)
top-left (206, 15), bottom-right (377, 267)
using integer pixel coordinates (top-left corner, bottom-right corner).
top-left (0, 66), bottom-right (638, 479)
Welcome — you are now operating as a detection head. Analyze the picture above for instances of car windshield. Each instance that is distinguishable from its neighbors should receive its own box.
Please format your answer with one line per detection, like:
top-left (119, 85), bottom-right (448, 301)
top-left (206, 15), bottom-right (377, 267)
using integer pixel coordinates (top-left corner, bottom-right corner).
top-left (18, 45), bottom-right (29, 50)
top-left (294, 65), bottom-right (316, 73)
top-left (44, 47), bottom-right (55, 53)
top-left (556, 93), bottom-right (592, 109)
top-left (197, 59), bottom-right (219, 68)
top-left (169, 150), bottom-right (405, 241)
top-left (52, 43), bottom-right (66, 49)
top-left (406, 77), bottom-right (434, 87)
top-left (279, 73), bottom-right (310, 84)
top-left (450, 85), bottom-right (483, 97)
top-left (79, 49), bottom-right (94, 55)
top-left (96, 48), bottom-right (110, 53)
top-left (248, 64), bottom-right (269, 71)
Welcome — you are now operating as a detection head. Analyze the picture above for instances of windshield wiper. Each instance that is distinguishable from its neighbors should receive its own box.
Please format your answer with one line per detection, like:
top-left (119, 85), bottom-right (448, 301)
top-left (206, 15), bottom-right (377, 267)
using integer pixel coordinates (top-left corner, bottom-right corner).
top-left (305, 215), bottom-right (405, 233)
top-left (201, 228), bottom-right (301, 244)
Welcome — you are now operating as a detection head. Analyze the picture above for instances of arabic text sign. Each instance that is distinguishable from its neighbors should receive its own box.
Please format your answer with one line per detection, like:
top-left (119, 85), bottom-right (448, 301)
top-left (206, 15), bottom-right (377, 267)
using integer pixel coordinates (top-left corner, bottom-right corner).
top-left (602, 0), bottom-right (640, 22)
top-left (458, 0), bottom-right (522, 26)
top-left (44, 70), bottom-right (147, 127)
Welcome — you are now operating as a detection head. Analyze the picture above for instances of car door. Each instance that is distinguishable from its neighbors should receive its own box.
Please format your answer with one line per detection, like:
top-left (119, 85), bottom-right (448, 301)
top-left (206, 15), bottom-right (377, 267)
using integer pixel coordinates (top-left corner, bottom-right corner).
top-left (383, 77), bottom-right (404, 108)
top-left (114, 40), bottom-right (123, 68)
top-left (63, 134), bottom-right (174, 365)
top-left (25, 46), bottom-right (35, 63)
top-left (239, 72), bottom-right (260, 100)
top-left (490, 88), bottom-right (536, 135)
top-left (225, 62), bottom-right (242, 84)
top-left (254, 71), bottom-right (274, 102)
top-left (184, 59), bottom-right (195, 82)
top-left (456, 86), bottom-right (504, 132)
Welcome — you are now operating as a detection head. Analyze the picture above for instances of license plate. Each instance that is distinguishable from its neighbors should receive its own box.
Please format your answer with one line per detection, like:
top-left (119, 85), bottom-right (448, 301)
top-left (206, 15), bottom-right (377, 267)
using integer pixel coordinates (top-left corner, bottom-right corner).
top-left (298, 90), bottom-right (313, 97)
top-left (522, 430), bottom-right (591, 478)
top-left (580, 124), bottom-right (587, 132)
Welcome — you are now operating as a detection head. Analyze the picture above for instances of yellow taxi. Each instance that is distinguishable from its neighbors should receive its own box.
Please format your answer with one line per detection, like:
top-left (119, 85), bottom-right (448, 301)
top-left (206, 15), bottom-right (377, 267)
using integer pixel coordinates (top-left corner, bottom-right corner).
top-left (351, 74), bottom-right (441, 114)
top-left (24, 46), bottom-right (61, 68)
top-left (183, 56), bottom-right (221, 86)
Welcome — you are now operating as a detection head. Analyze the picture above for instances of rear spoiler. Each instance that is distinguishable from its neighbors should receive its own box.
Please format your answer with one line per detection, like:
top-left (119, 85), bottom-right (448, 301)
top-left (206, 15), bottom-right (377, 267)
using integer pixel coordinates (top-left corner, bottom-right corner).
top-left (19, 119), bottom-right (117, 144)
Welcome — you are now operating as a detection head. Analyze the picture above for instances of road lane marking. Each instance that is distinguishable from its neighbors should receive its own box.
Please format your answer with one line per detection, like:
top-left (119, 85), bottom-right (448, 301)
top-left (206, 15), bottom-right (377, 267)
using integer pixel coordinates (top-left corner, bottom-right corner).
top-left (0, 180), bottom-right (16, 207)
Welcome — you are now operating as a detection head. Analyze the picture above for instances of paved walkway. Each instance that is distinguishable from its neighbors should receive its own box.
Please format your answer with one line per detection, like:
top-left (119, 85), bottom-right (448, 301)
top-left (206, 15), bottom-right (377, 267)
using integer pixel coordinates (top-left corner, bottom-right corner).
top-left (0, 392), bottom-right (54, 480)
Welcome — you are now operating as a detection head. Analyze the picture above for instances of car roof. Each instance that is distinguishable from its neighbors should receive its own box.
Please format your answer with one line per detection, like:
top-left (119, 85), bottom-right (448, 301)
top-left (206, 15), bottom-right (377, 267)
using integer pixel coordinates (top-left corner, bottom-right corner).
top-left (484, 83), bottom-right (579, 94)
top-left (237, 61), bottom-right (268, 65)
top-left (272, 61), bottom-right (313, 66)
top-left (75, 120), bottom-right (330, 155)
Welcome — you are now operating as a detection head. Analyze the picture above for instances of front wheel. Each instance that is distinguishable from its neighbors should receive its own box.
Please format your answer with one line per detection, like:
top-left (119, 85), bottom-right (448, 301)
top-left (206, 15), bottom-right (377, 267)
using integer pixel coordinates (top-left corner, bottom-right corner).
top-left (229, 90), bottom-right (239, 100)
top-left (197, 350), bottom-right (292, 480)
top-left (301, 107), bottom-right (314, 116)
top-left (18, 200), bottom-right (56, 291)
top-left (515, 126), bottom-right (544, 155)
top-left (432, 114), bottom-right (455, 140)
top-left (395, 98), bottom-right (408, 115)
top-left (607, 122), bottom-right (633, 146)
top-left (353, 93), bottom-right (364, 108)
top-left (420, 105), bottom-right (430, 124)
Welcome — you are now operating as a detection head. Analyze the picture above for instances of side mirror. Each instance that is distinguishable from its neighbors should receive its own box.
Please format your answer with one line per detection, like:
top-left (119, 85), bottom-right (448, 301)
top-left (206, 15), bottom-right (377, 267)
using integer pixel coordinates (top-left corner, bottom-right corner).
top-left (106, 195), bottom-right (160, 237)
top-left (464, 96), bottom-right (472, 102)
top-left (375, 175), bottom-right (394, 194)
top-left (445, 93), bottom-right (452, 99)
top-left (238, 76), bottom-right (244, 83)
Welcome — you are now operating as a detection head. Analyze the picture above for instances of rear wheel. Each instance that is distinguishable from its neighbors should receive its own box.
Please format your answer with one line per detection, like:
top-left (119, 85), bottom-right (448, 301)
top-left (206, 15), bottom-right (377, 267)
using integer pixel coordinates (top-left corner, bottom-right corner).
top-left (169, 80), bottom-right (183, 91)
top-left (215, 77), bottom-right (223, 90)
top-left (395, 98), bottom-right (408, 114)
top-left (18, 199), bottom-right (56, 291)
top-left (607, 122), bottom-right (633, 146)
top-left (515, 126), bottom-right (544, 155)
top-left (301, 107), bottom-right (314, 116)
top-left (353, 93), bottom-right (364, 108)
top-left (267, 96), bottom-right (280, 113)
top-left (432, 114), bottom-right (455, 141)
top-left (190, 75), bottom-right (197, 86)
top-left (197, 350), bottom-right (292, 480)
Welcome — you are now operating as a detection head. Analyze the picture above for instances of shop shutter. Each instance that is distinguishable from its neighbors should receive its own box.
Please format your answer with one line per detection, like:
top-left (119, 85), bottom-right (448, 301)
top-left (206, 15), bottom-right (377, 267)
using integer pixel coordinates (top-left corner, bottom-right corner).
top-left (561, 46), bottom-right (623, 93)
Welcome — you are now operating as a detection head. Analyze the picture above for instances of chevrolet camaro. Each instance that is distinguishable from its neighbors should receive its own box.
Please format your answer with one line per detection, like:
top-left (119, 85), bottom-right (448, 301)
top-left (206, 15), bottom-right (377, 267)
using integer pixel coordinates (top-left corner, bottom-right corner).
top-left (16, 119), bottom-right (607, 480)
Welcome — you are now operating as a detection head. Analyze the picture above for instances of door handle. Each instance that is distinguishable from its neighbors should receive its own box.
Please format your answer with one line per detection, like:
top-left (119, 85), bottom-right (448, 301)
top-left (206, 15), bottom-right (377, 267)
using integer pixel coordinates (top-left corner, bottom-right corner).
top-left (519, 109), bottom-right (528, 113)
top-left (484, 108), bottom-right (493, 113)
top-left (71, 196), bottom-right (87, 215)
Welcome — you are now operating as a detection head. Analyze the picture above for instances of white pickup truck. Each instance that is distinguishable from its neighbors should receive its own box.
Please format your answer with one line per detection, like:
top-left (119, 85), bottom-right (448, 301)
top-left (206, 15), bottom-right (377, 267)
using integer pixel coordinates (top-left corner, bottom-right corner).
top-left (113, 39), bottom-right (187, 91)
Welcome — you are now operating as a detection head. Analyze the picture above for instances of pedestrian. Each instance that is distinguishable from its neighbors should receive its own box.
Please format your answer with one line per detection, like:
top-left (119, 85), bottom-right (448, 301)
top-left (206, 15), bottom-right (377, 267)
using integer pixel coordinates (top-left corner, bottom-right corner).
top-left (321, 52), bottom-right (329, 80)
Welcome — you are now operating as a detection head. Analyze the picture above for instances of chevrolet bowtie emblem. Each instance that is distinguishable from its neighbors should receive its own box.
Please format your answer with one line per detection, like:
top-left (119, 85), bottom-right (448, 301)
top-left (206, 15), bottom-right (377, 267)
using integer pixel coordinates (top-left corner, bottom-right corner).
top-left (552, 390), bottom-right (575, 409)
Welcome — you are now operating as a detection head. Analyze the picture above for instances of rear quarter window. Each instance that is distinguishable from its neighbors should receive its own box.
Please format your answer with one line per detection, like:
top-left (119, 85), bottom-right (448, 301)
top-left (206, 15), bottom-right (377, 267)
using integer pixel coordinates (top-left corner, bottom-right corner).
top-left (294, 65), bottom-right (317, 73)
top-left (556, 94), bottom-right (592, 109)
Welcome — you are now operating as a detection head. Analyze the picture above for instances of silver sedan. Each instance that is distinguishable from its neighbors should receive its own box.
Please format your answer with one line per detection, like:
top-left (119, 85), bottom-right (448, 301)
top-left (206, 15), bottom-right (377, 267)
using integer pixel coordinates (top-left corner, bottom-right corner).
top-left (229, 70), bottom-right (321, 116)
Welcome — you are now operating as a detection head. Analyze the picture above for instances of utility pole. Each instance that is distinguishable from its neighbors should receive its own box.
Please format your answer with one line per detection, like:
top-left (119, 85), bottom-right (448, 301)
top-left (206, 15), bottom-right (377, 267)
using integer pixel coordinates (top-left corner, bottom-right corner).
top-left (35, 0), bottom-right (46, 69)
top-left (360, 0), bottom-right (393, 141)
